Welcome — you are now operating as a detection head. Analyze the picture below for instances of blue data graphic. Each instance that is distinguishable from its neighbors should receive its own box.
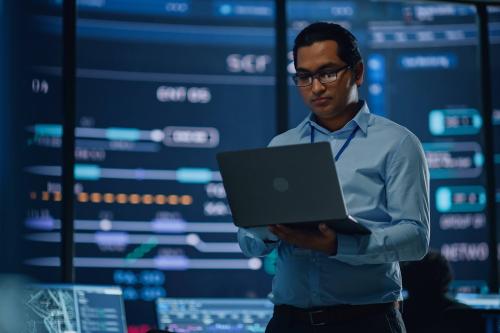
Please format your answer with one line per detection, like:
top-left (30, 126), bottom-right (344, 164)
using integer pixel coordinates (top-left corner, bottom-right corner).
top-left (24, 284), bottom-right (128, 333)
top-left (22, 0), bottom-right (500, 329)
top-left (156, 298), bottom-right (274, 333)
top-left (423, 142), bottom-right (484, 179)
top-left (436, 186), bottom-right (486, 213)
top-left (428, 108), bottom-right (482, 136)
top-left (24, 0), bottom-right (276, 328)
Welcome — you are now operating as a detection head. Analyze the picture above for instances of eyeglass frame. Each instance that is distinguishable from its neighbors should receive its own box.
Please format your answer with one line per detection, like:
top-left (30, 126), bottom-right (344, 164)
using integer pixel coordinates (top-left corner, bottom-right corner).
top-left (292, 64), bottom-right (352, 87)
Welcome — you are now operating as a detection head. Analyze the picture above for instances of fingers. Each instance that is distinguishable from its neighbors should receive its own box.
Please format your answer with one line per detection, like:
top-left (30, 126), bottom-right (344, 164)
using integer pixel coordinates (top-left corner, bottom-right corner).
top-left (319, 223), bottom-right (338, 255)
top-left (318, 223), bottom-right (334, 237)
top-left (268, 224), bottom-right (294, 242)
top-left (268, 224), bottom-right (336, 255)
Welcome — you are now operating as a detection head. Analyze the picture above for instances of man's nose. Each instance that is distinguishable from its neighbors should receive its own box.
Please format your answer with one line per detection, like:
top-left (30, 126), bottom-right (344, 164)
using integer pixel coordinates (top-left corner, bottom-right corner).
top-left (311, 77), bottom-right (326, 95)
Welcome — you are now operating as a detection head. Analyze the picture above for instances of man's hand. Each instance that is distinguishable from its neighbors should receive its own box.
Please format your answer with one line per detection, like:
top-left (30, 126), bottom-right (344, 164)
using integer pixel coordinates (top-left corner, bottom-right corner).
top-left (268, 223), bottom-right (338, 255)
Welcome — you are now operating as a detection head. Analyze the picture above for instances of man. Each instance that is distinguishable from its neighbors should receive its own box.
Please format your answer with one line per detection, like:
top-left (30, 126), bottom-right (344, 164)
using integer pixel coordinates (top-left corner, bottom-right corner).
top-left (237, 22), bottom-right (430, 333)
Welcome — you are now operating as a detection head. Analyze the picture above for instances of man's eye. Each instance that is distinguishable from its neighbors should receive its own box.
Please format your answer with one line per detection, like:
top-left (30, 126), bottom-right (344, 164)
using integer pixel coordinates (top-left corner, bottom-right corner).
top-left (297, 74), bottom-right (310, 79)
top-left (320, 71), bottom-right (336, 79)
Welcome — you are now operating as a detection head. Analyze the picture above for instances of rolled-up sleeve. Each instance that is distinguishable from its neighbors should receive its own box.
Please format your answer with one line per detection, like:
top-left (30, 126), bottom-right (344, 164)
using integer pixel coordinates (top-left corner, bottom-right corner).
top-left (334, 133), bottom-right (430, 265)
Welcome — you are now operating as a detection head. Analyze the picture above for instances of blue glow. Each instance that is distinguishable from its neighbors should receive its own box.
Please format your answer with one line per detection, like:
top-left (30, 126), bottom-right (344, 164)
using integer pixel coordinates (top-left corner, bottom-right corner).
top-left (154, 255), bottom-right (190, 270)
top-left (36, 16), bottom-right (275, 46)
top-left (287, 1), bottom-right (355, 20)
top-left (473, 114), bottom-right (483, 128)
top-left (436, 187), bottom-right (452, 212)
top-left (34, 124), bottom-right (62, 137)
top-left (152, 218), bottom-right (187, 233)
top-left (213, 1), bottom-right (274, 19)
top-left (114, 270), bottom-right (137, 285)
top-left (367, 54), bottom-right (386, 81)
top-left (474, 153), bottom-right (484, 167)
top-left (428, 108), bottom-right (481, 136)
top-left (367, 54), bottom-right (386, 116)
top-left (177, 168), bottom-right (213, 184)
top-left (49, 0), bottom-right (192, 16)
top-left (122, 287), bottom-right (139, 300)
top-left (429, 110), bottom-right (445, 135)
top-left (398, 53), bottom-right (458, 70)
top-left (435, 186), bottom-right (486, 213)
top-left (106, 127), bottom-right (141, 141)
top-left (219, 4), bottom-right (232, 15)
top-left (25, 217), bottom-right (55, 230)
top-left (95, 232), bottom-right (129, 247)
top-left (75, 164), bottom-right (101, 180)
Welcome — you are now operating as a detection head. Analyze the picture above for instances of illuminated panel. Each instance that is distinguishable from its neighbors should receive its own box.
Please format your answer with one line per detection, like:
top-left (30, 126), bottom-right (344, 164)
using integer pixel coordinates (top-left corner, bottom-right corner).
top-left (366, 54), bottom-right (386, 116)
top-left (423, 142), bottom-right (483, 179)
top-left (26, 0), bottom-right (276, 327)
top-left (156, 298), bottom-right (273, 333)
top-left (428, 108), bottom-right (482, 136)
top-left (24, 284), bottom-right (127, 333)
top-left (435, 186), bottom-right (486, 213)
top-left (454, 293), bottom-right (500, 310)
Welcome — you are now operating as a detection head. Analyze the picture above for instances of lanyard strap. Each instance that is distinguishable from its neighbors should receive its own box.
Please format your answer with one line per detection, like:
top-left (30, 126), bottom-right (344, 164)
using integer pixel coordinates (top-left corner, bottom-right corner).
top-left (310, 124), bottom-right (359, 162)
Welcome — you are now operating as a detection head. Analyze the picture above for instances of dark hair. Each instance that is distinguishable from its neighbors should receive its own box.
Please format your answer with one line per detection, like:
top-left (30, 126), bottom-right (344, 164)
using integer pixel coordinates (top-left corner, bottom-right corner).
top-left (293, 22), bottom-right (362, 69)
top-left (401, 250), bottom-right (453, 297)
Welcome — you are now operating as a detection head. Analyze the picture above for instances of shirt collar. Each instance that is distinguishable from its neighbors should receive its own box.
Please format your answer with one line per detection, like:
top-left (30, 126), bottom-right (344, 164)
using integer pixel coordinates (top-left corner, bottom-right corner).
top-left (300, 100), bottom-right (371, 136)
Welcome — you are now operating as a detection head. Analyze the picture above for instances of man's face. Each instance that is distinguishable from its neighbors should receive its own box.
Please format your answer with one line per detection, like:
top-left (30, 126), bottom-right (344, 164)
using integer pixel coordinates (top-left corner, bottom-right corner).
top-left (295, 40), bottom-right (363, 120)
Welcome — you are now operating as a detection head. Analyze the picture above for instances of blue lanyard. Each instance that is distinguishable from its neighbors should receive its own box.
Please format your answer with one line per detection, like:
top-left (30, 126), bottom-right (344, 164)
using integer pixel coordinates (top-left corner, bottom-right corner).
top-left (310, 124), bottom-right (359, 161)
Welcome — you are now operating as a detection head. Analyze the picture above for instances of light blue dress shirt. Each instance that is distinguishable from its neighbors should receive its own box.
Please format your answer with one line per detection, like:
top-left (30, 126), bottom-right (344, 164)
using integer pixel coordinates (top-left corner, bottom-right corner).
top-left (238, 102), bottom-right (430, 308)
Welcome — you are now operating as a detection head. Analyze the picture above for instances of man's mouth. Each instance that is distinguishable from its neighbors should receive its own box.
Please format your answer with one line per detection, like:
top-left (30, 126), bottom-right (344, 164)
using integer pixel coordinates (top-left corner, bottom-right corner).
top-left (312, 97), bottom-right (332, 105)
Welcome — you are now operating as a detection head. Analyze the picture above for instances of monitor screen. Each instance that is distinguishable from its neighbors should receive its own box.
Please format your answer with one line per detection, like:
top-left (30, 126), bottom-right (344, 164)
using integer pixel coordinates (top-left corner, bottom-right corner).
top-left (156, 298), bottom-right (274, 333)
top-left (24, 1), bottom-right (277, 327)
top-left (455, 293), bottom-right (500, 310)
top-left (24, 284), bottom-right (128, 333)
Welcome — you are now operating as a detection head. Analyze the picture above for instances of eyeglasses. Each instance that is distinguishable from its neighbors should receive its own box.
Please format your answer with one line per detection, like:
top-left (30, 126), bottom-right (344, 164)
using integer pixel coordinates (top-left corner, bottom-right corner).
top-left (292, 65), bottom-right (351, 87)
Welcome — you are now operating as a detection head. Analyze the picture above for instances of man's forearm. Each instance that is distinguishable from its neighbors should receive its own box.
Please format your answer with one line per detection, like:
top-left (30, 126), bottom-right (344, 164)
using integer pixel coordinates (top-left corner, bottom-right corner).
top-left (332, 220), bottom-right (429, 265)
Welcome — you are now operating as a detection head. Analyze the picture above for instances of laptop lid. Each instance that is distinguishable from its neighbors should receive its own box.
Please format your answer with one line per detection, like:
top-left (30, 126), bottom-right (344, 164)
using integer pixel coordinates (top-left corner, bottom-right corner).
top-left (24, 284), bottom-right (128, 333)
top-left (217, 142), bottom-right (369, 234)
top-left (156, 298), bottom-right (273, 332)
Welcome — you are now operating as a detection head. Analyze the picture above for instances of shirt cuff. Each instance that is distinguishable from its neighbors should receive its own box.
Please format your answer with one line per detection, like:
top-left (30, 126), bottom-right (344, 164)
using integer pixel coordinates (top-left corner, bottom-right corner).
top-left (331, 233), bottom-right (358, 257)
top-left (242, 226), bottom-right (279, 242)
top-left (238, 228), bottom-right (278, 257)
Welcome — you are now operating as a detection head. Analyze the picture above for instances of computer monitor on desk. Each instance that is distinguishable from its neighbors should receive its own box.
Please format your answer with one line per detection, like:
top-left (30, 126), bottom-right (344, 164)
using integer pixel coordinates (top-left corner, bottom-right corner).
top-left (24, 284), bottom-right (128, 333)
top-left (455, 293), bottom-right (500, 311)
top-left (156, 298), bottom-right (273, 333)
top-left (455, 293), bottom-right (500, 333)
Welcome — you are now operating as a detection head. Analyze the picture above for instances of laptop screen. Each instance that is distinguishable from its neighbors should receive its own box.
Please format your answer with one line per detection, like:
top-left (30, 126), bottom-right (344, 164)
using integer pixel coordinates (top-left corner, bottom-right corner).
top-left (156, 298), bottom-right (273, 332)
top-left (24, 284), bottom-right (128, 333)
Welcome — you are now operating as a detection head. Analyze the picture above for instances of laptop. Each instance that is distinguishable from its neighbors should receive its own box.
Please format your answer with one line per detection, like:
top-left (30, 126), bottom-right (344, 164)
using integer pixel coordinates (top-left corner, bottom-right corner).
top-left (156, 298), bottom-right (273, 333)
top-left (216, 142), bottom-right (370, 235)
top-left (24, 284), bottom-right (128, 333)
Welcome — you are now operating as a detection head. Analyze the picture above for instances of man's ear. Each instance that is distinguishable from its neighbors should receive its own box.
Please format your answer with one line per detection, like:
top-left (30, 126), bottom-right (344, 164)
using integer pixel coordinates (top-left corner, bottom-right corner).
top-left (353, 62), bottom-right (364, 87)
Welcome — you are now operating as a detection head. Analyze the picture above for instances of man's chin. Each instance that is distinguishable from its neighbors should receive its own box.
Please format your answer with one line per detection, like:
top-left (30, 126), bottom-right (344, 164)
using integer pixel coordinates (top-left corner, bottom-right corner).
top-left (311, 107), bottom-right (336, 118)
